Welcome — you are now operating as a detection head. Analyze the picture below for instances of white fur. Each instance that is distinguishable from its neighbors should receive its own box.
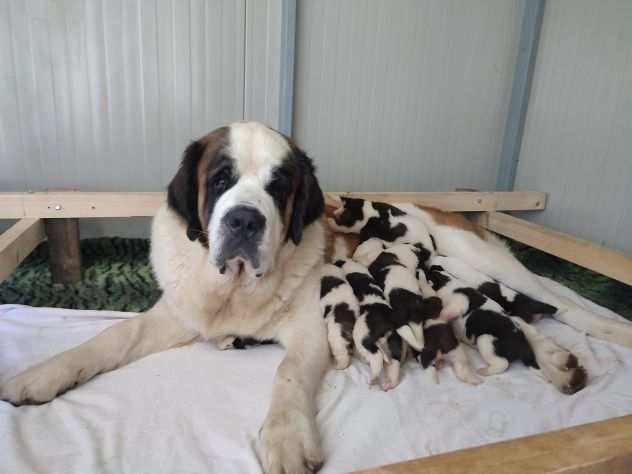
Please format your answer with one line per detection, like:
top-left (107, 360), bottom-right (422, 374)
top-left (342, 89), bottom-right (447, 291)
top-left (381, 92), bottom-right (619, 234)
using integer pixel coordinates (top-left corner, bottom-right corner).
top-left (1, 122), bottom-right (329, 474)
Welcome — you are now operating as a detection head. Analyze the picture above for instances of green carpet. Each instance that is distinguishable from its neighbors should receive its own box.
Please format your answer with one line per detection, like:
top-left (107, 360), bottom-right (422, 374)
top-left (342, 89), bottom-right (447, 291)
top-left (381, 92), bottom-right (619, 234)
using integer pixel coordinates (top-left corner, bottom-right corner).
top-left (0, 238), bottom-right (630, 320)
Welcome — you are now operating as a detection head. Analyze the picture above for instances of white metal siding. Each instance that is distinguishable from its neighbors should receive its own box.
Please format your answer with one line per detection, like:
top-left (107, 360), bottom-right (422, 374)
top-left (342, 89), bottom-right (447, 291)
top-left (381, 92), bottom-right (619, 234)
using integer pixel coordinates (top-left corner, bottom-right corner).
top-left (515, 0), bottom-right (632, 253)
top-left (0, 0), bottom-right (245, 193)
top-left (293, 0), bottom-right (523, 192)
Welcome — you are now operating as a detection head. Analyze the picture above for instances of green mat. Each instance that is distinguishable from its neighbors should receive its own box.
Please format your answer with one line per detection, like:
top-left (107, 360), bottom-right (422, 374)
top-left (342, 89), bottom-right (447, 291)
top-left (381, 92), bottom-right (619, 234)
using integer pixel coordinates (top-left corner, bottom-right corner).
top-left (1, 238), bottom-right (630, 320)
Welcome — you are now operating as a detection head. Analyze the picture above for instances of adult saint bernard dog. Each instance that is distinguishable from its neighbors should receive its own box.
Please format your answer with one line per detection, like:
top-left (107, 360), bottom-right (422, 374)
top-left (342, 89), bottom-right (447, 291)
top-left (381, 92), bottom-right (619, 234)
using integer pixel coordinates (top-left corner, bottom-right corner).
top-left (2, 121), bottom-right (632, 474)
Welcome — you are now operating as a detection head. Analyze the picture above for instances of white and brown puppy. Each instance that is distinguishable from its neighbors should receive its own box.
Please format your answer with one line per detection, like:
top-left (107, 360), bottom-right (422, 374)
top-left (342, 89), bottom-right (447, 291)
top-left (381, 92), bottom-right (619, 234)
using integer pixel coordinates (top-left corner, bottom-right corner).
top-left (335, 258), bottom-right (398, 388)
top-left (320, 263), bottom-right (359, 370)
top-left (1, 122), bottom-right (329, 474)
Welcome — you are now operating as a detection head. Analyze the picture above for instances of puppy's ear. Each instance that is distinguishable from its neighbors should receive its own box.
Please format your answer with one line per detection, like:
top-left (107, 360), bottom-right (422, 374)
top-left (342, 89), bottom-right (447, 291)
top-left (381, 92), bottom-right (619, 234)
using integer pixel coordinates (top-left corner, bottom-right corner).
top-left (288, 145), bottom-right (325, 245)
top-left (167, 141), bottom-right (205, 242)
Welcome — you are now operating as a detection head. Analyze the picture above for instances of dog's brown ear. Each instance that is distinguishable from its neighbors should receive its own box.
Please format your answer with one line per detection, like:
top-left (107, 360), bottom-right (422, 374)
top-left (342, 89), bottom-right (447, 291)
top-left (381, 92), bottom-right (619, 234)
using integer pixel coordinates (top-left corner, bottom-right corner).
top-left (167, 141), bottom-right (205, 242)
top-left (288, 145), bottom-right (325, 245)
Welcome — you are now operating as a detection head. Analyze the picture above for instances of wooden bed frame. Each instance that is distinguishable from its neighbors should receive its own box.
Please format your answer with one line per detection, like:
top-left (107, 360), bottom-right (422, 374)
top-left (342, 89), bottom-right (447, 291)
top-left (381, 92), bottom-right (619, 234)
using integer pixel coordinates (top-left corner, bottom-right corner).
top-left (1, 190), bottom-right (631, 473)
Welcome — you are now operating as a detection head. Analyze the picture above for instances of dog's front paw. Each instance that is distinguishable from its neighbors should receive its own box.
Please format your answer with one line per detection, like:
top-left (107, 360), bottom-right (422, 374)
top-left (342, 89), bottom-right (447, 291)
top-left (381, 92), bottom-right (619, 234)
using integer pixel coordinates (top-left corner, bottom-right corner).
top-left (258, 410), bottom-right (324, 474)
top-left (0, 359), bottom-right (80, 406)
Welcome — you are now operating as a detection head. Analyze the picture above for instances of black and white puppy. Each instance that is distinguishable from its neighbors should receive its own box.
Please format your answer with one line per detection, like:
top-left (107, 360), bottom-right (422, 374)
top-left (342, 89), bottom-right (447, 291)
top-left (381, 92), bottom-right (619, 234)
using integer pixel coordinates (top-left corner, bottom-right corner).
top-left (320, 263), bottom-right (359, 369)
top-left (363, 241), bottom-right (441, 350)
top-left (328, 197), bottom-right (436, 253)
top-left (431, 255), bottom-right (557, 323)
top-left (335, 258), bottom-right (398, 388)
top-left (422, 260), bottom-right (538, 376)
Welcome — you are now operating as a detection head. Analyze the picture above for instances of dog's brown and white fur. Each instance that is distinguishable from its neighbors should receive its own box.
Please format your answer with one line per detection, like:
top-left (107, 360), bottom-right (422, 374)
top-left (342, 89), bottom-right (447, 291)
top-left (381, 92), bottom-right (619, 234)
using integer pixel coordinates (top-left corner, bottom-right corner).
top-left (3, 124), bottom-right (632, 473)
top-left (1, 123), bottom-right (329, 474)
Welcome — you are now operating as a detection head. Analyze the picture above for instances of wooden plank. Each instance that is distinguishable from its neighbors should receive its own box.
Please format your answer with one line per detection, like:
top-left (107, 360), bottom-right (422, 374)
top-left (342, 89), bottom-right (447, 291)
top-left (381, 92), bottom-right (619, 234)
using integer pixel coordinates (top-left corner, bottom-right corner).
top-left (0, 191), bottom-right (546, 218)
top-left (328, 191), bottom-right (546, 211)
top-left (356, 415), bottom-right (632, 474)
top-left (481, 212), bottom-right (632, 286)
top-left (0, 218), bottom-right (45, 283)
top-left (0, 192), bottom-right (166, 218)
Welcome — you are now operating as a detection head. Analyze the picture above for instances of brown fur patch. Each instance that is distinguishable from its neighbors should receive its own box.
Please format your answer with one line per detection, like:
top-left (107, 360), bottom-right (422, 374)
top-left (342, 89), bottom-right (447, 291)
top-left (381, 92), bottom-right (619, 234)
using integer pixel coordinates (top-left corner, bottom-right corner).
top-left (416, 205), bottom-right (489, 240)
top-left (564, 364), bottom-right (588, 394)
top-left (195, 127), bottom-right (229, 231)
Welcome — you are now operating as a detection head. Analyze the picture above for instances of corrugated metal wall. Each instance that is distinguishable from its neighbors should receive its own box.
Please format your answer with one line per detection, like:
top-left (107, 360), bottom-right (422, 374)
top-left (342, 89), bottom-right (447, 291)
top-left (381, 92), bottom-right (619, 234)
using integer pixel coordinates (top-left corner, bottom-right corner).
top-left (0, 0), bottom-right (245, 193)
top-left (515, 0), bottom-right (632, 253)
top-left (293, 0), bottom-right (523, 192)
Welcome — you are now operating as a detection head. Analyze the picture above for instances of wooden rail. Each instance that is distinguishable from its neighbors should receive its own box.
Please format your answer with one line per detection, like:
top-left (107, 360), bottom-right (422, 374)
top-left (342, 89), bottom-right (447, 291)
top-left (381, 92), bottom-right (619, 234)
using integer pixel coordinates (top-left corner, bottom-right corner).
top-left (479, 212), bottom-right (632, 286)
top-left (0, 218), bottom-right (45, 282)
top-left (357, 415), bottom-right (632, 474)
top-left (0, 191), bottom-right (546, 219)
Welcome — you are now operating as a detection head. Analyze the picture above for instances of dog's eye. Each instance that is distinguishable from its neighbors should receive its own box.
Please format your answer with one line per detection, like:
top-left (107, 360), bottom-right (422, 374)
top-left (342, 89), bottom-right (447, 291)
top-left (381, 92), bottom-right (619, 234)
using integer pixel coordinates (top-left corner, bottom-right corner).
top-left (212, 173), bottom-right (230, 192)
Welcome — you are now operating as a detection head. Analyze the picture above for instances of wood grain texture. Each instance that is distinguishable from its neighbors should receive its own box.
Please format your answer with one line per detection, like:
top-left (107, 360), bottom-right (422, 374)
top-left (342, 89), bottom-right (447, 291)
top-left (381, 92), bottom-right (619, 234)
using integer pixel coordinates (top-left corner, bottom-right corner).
top-left (482, 212), bottom-right (632, 286)
top-left (0, 218), bottom-right (45, 282)
top-left (0, 191), bottom-right (545, 218)
top-left (356, 415), bottom-right (632, 474)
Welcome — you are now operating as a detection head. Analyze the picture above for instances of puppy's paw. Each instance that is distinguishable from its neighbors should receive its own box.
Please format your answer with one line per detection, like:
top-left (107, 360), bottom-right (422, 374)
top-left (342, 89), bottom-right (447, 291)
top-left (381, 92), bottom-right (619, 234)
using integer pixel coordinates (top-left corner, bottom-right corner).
top-left (258, 410), bottom-right (324, 474)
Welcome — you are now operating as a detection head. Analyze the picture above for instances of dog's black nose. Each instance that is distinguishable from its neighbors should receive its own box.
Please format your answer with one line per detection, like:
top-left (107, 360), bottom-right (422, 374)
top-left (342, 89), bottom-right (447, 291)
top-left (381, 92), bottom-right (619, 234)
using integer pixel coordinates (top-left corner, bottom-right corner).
top-left (223, 206), bottom-right (266, 239)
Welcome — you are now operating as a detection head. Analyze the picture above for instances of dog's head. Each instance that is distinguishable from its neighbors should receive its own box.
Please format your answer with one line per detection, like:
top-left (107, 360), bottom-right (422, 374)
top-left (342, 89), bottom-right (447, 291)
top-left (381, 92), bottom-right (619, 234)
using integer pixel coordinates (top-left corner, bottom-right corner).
top-left (167, 122), bottom-right (324, 279)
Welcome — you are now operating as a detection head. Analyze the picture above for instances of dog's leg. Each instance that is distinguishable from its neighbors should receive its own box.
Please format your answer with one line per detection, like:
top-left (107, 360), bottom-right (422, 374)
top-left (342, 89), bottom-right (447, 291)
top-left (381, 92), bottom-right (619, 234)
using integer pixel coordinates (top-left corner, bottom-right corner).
top-left (513, 318), bottom-right (587, 394)
top-left (433, 228), bottom-right (632, 347)
top-left (258, 288), bottom-right (328, 474)
top-left (0, 297), bottom-right (197, 405)
top-left (476, 335), bottom-right (509, 376)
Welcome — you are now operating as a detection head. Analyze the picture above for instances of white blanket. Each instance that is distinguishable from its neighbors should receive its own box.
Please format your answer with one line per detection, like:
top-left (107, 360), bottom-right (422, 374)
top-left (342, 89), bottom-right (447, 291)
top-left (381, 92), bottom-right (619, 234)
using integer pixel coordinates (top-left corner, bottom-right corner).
top-left (2, 278), bottom-right (632, 474)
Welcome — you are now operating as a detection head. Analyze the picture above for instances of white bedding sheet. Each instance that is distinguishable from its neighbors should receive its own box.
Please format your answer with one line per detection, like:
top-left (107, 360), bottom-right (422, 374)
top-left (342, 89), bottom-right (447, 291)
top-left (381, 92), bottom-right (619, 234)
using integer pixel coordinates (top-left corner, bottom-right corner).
top-left (2, 278), bottom-right (632, 474)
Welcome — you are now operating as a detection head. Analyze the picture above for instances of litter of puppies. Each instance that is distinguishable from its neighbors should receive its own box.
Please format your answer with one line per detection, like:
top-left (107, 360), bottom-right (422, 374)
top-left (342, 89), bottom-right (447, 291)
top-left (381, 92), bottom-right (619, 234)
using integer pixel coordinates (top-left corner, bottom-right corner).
top-left (321, 197), bottom-right (587, 393)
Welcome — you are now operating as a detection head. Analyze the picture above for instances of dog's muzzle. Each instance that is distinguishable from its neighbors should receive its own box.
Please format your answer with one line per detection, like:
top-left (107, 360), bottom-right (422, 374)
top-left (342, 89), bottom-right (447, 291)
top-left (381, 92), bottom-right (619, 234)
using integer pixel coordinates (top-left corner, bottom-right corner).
top-left (217, 205), bottom-right (266, 274)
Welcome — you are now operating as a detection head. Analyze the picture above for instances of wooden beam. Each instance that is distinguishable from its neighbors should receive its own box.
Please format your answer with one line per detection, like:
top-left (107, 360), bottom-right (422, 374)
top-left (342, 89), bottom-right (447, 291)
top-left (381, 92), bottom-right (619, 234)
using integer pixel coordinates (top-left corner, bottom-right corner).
top-left (0, 192), bottom-right (166, 219)
top-left (0, 191), bottom-right (546, 219)
top-left (45, 218), bottom-right (82, 285)
top-left (0, 218), bottom-right (45, 283)
top-left (356, 415), bottom-right (632, 474)
top-left (328, 191), bottom-right (546, 212)
top-left (480, 212), bottom-right (632, 286)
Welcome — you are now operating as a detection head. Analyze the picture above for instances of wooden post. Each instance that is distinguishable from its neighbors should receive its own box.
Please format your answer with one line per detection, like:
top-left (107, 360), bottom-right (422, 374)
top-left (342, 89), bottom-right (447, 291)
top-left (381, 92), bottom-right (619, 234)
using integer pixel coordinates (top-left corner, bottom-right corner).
top-left (44, 218), bottom-right (81, 285)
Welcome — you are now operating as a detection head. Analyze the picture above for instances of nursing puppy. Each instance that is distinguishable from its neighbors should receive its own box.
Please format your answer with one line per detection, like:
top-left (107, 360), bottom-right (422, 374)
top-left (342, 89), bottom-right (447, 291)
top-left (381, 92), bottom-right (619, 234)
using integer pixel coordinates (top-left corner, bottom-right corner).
top-left (422, 263), bottom-right (538, 376)
top-left (423, 259), bottom-right (587, 392)
top-left (320, 263), bottom-right (359, 369)
top-left (432, 256), bottom-right (557, 323)
top-left (335, 258), bottom-right (398, 388)
top-left (1, 122), bottom-right (329, 474)
top-left (413, 317), bottom-right (482, 386)
top-left (365, 242), bottom-right (441, 349)
top-left (329, 197), bottom-right (436, 254)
